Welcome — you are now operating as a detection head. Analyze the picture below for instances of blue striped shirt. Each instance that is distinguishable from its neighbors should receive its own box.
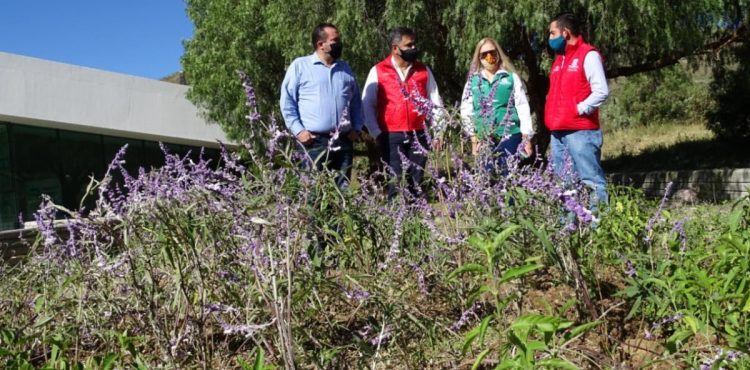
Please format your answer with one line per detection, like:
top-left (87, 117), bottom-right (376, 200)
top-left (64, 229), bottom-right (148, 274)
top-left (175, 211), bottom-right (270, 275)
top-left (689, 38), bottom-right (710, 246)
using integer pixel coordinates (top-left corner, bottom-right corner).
top-left (280, 53), bottom-right (363, 136)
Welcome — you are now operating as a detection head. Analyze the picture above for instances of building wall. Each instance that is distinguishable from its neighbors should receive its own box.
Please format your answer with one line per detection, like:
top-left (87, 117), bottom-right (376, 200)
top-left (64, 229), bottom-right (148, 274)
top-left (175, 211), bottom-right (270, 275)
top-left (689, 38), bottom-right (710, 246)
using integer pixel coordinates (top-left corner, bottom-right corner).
top-left (0, 52), bottom-right (230, 147)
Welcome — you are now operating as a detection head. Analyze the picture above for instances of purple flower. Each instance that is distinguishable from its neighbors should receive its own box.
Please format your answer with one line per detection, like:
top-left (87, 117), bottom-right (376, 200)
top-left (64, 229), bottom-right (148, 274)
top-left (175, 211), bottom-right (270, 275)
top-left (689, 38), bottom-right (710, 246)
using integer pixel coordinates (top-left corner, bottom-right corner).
top-left (238, 70), bottom-right (261, 123)
top-left (644, 329), bottom-right (654, 340)
top-left (219, 319), bottom-right (275, 338)
top-left (644, 182), bottom-right (673, 243)
top-left (412, 263), bottom-right (428, 296)
top-left (33, 195), bottom-right (58, 248)
top-left (673, 218), bottom-right (688, 254)
top-left (451, 301), bottom-right (481, 331)
top-left (343, 288), bottom-right (371, 302)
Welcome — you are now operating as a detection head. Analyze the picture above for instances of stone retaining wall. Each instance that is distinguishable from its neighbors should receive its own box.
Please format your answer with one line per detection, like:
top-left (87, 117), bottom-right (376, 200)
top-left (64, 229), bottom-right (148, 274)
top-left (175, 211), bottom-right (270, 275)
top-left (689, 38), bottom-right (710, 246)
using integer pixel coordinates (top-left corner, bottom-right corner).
top-left (610, 168), bottom-right (750, 201)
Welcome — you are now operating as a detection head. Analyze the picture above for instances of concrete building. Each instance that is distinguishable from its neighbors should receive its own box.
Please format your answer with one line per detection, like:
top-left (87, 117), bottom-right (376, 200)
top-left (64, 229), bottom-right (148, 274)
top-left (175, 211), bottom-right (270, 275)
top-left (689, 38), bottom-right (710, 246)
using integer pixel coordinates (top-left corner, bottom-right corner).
top-left (0, 52), bottom-right (231, 230)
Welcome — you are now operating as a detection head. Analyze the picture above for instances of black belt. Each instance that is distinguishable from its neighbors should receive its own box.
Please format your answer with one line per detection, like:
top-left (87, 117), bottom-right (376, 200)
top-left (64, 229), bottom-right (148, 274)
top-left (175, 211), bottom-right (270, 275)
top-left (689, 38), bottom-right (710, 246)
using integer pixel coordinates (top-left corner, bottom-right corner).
top-left (310, 130), bottom-right (350, 138)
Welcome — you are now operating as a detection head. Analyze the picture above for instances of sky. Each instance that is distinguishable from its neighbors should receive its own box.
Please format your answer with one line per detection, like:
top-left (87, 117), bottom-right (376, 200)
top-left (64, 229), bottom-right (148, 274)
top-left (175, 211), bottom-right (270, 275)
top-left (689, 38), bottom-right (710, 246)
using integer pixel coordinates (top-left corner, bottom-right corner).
top-left (0, 1), bottom-right (193, 80)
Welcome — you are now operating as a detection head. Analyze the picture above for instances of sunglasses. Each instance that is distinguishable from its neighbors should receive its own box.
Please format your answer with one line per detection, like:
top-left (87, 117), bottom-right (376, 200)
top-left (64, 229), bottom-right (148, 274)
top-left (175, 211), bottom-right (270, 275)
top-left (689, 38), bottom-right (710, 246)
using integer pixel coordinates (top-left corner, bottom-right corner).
top-left (480, 50), bottom-right (499, 59)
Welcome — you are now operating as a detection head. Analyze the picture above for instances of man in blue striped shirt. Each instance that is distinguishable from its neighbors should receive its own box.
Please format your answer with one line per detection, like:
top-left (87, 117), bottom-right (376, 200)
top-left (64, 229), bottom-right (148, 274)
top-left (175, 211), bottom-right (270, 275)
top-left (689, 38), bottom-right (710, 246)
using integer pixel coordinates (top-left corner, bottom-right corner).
top-left (280, 23), bottom-right (363, 188)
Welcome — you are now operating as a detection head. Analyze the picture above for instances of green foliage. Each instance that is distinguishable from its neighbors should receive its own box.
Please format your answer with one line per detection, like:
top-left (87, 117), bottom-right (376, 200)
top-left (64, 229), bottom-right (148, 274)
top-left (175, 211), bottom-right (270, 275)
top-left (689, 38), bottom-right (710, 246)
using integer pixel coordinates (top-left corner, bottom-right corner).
top-left (601, 65), bottom-right (714, 129)
top-left (618, 196), bottom-right (750, 364)
top-left (706, 41), bottom-right (750, 141)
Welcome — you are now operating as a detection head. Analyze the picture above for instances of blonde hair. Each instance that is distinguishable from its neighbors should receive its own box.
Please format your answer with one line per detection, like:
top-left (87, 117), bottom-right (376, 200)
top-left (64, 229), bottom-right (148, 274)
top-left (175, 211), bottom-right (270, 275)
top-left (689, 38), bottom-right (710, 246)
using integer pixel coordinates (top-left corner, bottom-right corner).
top-left (469, 37), bottom-right (516, 75)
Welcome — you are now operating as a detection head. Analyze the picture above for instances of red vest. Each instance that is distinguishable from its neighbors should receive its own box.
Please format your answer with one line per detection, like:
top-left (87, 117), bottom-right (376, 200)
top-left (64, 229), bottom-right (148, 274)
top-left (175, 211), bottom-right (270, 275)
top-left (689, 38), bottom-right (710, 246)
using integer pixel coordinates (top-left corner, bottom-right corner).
top-left (375, 57), bottom-right (430, 132)
top-left (545, 38), bottom-right (601, 131)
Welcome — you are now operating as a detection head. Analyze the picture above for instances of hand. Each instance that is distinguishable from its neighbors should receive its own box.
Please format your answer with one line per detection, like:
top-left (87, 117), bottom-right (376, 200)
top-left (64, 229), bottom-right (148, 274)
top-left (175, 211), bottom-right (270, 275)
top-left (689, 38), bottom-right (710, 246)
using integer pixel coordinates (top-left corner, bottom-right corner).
top-left (431, 139), bottom-right (442, 152)
top-left (347, 131), bottom-right (360, 142)
top-left (296, 130), bottom-right (316, 145)
top-left (523, 140), bottom-right (534, 157)
top-left (470, 136), bottom-right (481, 156)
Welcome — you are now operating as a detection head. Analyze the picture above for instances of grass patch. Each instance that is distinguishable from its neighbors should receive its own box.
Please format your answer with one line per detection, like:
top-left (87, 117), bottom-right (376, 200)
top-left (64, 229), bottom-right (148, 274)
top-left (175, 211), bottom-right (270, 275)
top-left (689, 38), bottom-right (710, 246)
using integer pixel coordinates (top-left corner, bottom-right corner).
top-left (602, 121), bottom-right (749, 172)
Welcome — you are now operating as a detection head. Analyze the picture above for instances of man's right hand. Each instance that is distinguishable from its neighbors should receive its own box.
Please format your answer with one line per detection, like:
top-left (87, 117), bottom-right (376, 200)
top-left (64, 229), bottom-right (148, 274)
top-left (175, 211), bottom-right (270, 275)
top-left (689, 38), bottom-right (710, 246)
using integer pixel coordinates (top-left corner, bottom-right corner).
top-left (296, 130), bottom-right (317, 145)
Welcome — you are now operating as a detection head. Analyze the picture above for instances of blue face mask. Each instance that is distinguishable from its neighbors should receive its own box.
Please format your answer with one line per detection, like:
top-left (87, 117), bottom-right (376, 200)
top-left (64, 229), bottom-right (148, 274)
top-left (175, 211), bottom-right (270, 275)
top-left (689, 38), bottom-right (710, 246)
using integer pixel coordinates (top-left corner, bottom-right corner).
top-left (548, 36), bottom-right (566, 54)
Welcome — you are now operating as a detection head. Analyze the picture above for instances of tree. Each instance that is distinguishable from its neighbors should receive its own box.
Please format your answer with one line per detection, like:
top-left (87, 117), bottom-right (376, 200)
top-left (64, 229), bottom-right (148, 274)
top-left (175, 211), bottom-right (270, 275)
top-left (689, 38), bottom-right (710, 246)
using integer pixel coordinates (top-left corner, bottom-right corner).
top-left (706, 40), bottom-right (750, 141)
top-left (182, 0), bottom-right (749, 152)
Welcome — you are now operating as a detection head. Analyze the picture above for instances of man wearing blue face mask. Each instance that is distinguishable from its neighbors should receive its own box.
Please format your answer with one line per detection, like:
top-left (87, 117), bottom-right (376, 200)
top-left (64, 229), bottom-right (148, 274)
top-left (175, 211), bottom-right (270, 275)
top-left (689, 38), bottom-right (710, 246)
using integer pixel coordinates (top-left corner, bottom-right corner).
top-left (544, 13), bottom-right (610, 209)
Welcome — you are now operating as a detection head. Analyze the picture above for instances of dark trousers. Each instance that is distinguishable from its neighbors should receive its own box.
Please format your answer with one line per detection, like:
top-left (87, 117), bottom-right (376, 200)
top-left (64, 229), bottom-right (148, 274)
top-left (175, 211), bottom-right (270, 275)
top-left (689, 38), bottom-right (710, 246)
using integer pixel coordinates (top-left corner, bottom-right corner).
top-left (378, 130), bottom-right (430, 199)
top-left (486, 133), bottom-right (523, 177)
top-left (298, 132), bottom-right (353, 189)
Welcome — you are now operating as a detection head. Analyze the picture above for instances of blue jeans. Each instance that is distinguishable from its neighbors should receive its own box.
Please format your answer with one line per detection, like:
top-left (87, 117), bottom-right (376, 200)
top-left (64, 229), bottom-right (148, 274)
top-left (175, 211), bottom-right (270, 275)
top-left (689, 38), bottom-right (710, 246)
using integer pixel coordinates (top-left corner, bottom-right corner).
top-left (298, 132), bottom-right (353, 189)
top-left (551, 129), bottom-right (608, 206)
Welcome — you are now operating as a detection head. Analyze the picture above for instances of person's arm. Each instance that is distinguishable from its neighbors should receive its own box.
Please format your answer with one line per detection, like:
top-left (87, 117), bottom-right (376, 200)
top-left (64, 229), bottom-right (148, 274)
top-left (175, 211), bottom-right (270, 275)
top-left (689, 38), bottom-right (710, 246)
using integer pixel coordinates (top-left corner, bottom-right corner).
top-left (577, 52), bottom-right (609, 116)
top-left (459, 79), bottom-right (475, 137)
top-left (512, 73), bottom-right (534, 136)
top-left (279, 60), bottom-right (305, 135)
top-left (361, 67), bottom-right (381, 138)
top-left (426, 67), bottom-right (446, 135)
top-left (347, 67), bottom-right (364, 133)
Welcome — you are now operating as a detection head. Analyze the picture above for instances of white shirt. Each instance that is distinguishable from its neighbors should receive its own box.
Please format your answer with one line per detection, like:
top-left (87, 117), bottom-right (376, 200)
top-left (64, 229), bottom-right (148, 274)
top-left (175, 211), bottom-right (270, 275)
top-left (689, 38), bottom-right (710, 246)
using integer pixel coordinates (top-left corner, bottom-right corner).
top-left (577, 52), bottom-right (609, 115)
top-left (361, 56), bottom-right (445, 138)
top-left (459, 69), bottom-right (534, 137)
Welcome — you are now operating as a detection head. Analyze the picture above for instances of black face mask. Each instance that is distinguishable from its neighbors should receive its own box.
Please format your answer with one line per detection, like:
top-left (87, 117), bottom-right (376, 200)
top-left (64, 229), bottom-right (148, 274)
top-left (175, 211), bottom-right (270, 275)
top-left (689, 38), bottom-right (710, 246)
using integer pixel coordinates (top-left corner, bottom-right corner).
top-left (328, 42), bottom-right (343, 59)
top-left (399, 47), bottom-right (420, 62)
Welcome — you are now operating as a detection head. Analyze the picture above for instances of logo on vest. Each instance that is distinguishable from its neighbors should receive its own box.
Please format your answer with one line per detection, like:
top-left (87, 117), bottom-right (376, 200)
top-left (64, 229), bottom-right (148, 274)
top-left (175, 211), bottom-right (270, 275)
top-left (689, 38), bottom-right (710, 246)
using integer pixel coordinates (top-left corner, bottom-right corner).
top-left (499, 76), bottom-right (511, 85)
top-left (567, 58), bottom-right (580, 72)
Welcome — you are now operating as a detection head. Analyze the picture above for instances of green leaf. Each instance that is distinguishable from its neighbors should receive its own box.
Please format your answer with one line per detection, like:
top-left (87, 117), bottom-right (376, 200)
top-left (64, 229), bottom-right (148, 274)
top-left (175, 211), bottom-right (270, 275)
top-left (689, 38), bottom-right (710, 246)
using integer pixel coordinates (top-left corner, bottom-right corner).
top-left (666, 329), bottom-right (694, 351)
top-left (479, 316), bottom-right (492, 345)
top-left (643, 277), bottom-right (670, 290)
top-left (448, 263), bottom-right (487, 280)
top-left (253, 347), bottom-right (265, 370)
top-left (512, 314), bottom-right (573, 334)
top-left (682, 315), bottom-right (700, 334)
top-left (500, 263), bottom-right (543, 283)
top-left (406, 312), bottom-right (429, 333)
top-left (535, 357), bottom-right (580, 369)
top-left (492, 224), bottom-right (521, 252)
top-left (471, 348), bottom-right (492, 370)
top-left (742, 291), bottom-right (750, 312)
top-left (101, 353), bottom-right (119, 370)
top-left (462, 325), bottom-right (482, 356)
top-left (32, 316), bottom-right (54, 328)
top-left (564, 320), bottom-right (602, 343)
top-left (519, 218), bottom-right (553, 252)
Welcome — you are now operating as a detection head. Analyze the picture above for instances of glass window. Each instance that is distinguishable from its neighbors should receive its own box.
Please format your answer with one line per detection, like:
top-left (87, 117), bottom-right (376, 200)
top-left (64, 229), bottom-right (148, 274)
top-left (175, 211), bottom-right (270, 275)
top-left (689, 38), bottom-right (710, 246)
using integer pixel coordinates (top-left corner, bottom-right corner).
top-left (0, 123), bottom-right (17, 230)
top-left (142, 141), bottom-right (165, 170)
top-left (11, 125), bottom-right (62, 222)
top-left (102, 136), bottom-right (143, 178)
top-left (58, 131), bottom-right (104, 212)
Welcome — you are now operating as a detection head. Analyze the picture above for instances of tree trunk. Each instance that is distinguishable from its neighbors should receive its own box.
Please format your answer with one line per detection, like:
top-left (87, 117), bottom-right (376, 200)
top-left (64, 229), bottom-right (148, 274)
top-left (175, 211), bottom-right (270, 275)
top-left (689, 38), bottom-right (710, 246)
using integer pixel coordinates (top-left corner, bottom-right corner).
top-left (519, 29), bottom-right (551, 159)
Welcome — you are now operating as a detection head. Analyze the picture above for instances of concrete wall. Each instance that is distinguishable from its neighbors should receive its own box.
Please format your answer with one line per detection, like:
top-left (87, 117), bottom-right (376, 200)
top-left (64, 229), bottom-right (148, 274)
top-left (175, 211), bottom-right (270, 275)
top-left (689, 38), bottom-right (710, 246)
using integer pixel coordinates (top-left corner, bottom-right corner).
top-left (0, 52), bottom-right (230, 147)
top-left (610, 168), bottom-right (750, 201)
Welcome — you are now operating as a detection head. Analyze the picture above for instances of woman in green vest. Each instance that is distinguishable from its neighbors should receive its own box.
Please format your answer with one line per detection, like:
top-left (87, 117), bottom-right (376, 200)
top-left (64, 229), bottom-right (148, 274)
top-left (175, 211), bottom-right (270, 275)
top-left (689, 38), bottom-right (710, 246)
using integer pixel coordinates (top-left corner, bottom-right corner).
top-left (460, 37), bottom-right (534, 174)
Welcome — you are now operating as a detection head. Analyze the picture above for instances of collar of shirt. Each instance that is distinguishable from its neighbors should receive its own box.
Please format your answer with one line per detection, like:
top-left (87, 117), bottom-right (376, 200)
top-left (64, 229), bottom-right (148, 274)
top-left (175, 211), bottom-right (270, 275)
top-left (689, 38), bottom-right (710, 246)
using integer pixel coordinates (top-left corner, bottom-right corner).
top-left (390, 55), bottom-right (412, 81)
top-left (309, 52), bottom-right (337, 68)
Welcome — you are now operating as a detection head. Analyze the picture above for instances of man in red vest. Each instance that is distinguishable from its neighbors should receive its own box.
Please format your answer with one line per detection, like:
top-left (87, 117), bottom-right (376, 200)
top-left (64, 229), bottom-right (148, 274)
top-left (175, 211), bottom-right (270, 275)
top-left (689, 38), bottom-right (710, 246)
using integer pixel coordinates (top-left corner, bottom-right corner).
top-left (362, 27), bottom-right (445, 199)
top-left (545, 13), bottom-right (610, 208)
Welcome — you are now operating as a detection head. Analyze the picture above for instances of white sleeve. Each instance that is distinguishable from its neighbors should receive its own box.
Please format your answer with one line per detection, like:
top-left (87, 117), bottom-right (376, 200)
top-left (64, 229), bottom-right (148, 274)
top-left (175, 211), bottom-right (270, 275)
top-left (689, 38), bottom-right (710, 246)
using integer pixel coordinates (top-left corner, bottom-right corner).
top-left (512, 73), bottom-right (534, 136)
top-left (361, 67), bottom-right (381, 138)
top-left (459, 80), bottom-right (475, 136)
top-left (577, 52), bottom-right (609, 116)
top-left (426, 68), bottom-right (446, 134)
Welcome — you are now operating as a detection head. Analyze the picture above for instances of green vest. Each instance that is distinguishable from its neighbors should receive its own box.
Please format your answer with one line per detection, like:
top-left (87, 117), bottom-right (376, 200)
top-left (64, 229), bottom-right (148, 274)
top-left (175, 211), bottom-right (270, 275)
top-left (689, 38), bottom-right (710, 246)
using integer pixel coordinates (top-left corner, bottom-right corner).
top-left (470, 72), bottom-right (521, 138)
